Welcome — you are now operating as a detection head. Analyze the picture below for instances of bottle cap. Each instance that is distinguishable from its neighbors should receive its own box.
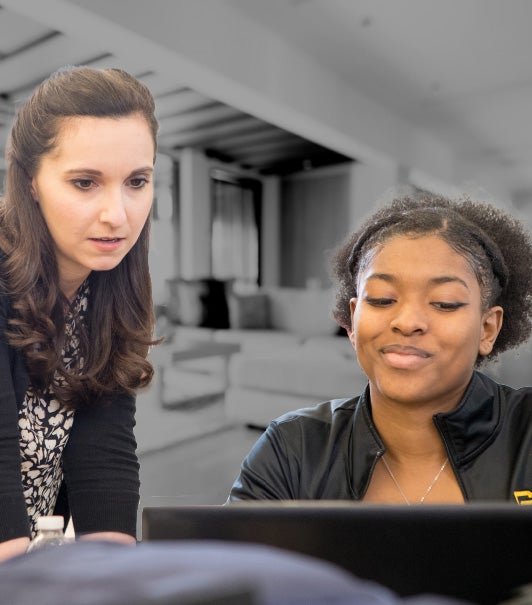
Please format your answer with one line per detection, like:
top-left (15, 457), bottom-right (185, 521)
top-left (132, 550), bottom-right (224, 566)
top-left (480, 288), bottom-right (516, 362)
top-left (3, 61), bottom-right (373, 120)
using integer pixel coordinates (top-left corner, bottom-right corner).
top-left (36, 516), bottom-right (64, 531)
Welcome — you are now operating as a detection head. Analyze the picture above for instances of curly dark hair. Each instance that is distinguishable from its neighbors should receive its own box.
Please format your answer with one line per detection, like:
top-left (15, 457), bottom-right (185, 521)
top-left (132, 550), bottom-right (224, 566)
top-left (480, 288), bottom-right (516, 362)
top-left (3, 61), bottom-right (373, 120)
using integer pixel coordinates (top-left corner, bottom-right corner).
top-left (330, 191), bottom-right (532, 362)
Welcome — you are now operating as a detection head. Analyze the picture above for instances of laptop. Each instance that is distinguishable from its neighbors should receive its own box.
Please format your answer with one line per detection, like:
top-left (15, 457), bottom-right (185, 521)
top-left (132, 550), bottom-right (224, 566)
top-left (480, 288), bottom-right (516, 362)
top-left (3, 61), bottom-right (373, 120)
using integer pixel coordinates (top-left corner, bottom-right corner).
top-left (142, 502), bottom-right (532, 605)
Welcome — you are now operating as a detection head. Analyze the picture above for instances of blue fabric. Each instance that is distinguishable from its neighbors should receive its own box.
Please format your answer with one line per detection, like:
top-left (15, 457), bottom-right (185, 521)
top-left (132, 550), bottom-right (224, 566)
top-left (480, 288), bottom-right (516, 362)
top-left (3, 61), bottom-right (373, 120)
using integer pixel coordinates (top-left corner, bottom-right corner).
top-left (0, 541), bottom-right (469, 605)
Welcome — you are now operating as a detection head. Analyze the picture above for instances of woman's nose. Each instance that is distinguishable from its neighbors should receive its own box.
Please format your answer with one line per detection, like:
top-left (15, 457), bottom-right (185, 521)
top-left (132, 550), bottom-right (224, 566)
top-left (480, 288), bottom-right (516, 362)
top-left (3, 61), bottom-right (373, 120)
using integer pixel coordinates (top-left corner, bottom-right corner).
top-left (99, 188), bottom-right (127, 227)
top-left (390, 302), bottom-right (428, 335)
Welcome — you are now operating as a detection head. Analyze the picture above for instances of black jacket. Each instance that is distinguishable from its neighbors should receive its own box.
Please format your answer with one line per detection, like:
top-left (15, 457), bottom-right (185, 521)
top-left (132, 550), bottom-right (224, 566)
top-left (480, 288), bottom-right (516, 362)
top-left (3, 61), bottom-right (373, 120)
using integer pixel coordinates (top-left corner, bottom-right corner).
top-left (229, 371), bottom-right (532, 504)
top-left (0, 283), bottom-right (140, 542)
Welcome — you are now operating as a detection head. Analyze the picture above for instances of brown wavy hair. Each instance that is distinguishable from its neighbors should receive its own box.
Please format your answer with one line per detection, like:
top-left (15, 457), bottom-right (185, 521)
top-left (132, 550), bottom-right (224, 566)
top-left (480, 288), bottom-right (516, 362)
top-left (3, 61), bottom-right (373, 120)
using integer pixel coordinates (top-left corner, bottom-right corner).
top-left (330, 192), bottom-right (532, 364)
top-left (0, 66), bottom-right (160, 408)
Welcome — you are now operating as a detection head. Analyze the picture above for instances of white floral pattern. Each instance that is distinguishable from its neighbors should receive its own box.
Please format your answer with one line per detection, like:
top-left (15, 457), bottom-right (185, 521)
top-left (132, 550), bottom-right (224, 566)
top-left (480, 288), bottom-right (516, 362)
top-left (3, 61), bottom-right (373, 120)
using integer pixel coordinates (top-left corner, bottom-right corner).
top-left (18, 281), bottom-right (88, 536)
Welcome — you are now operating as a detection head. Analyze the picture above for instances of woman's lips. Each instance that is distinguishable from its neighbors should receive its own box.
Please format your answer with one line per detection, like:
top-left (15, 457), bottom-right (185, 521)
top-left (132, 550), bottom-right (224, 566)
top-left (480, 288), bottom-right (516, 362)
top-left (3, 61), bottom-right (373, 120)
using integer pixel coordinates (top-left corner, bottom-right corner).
top-left (380, 344), bottom-right (432, 370)
top-left (89, 237), bottom-right (125, 252)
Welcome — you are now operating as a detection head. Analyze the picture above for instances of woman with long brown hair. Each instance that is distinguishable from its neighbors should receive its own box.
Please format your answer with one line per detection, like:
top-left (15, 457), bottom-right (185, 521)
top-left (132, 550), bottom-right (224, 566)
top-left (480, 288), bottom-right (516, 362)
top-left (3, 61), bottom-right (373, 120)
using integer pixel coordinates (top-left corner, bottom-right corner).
top-left (0, 66), bottom-right (158, 560)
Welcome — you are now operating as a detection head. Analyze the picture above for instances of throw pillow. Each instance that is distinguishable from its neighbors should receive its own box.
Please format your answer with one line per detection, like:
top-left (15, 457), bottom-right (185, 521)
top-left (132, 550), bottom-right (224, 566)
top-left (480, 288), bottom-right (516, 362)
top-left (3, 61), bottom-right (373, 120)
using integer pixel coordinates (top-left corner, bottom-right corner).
top-left (228, 292), bottom-right (270, 329)
top-left (166, 278), bottom-right (230, 329)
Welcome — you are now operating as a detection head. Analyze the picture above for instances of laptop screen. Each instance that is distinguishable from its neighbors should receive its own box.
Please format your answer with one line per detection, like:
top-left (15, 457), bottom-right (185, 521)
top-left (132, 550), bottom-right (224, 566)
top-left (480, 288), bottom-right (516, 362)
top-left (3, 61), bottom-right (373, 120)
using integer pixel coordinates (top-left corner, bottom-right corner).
top-left (142, 501), bottom-right (532, 605)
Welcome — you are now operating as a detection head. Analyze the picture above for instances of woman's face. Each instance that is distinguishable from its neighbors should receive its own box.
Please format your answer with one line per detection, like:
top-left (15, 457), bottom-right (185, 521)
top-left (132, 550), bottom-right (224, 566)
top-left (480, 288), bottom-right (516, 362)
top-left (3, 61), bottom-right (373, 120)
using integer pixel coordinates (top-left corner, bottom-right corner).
top-left (31, 114), bottom-right (155, 298)
top-left (349, 235), bottom-right (503, 411)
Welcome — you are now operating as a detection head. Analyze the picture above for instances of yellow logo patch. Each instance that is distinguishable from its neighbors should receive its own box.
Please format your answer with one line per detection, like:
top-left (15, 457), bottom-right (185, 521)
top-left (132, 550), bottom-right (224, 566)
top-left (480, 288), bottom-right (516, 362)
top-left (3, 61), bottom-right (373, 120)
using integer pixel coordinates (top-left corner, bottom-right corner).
top-left (514, 490), bottom-right (532, 505)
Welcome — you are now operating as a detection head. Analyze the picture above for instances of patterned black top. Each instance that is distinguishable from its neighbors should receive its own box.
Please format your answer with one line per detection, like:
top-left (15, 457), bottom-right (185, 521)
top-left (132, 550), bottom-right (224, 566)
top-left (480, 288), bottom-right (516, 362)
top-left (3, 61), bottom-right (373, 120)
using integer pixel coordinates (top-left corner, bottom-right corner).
top-left (18, 282), bottom-right (88, 536)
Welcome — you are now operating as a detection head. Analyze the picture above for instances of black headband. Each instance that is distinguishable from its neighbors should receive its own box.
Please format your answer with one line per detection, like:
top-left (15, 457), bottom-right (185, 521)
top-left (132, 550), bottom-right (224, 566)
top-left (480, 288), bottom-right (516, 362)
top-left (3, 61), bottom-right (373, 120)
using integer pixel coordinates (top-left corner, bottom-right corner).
top-left (347, 208), bottom-right (509, 294)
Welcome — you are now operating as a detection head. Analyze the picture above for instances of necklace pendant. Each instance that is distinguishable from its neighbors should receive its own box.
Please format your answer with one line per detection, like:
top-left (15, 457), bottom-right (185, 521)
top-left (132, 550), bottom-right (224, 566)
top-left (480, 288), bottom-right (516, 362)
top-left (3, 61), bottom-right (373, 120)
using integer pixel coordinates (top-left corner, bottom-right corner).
top-left (381, 455), bottom-right (449, 505)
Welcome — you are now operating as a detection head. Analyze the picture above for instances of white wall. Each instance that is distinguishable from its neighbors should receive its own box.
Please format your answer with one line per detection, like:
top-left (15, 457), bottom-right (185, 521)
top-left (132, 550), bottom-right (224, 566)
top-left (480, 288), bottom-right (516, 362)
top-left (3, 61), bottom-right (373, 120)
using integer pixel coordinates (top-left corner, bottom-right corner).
top-left (280, 164), bottom-right (351, 288)
top-left (348, 161), bottom-right (402, 232)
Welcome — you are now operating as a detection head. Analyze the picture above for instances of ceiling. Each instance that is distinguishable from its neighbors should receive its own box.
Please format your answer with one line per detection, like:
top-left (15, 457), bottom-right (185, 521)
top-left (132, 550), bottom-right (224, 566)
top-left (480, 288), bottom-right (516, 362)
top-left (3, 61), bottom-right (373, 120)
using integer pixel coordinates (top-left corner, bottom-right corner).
top-left (0, 2), bottom-right (351, 177)
top-left (224, 0), bottom-right (532, 199)
top-left (1, 0), bottom-right (532, 195)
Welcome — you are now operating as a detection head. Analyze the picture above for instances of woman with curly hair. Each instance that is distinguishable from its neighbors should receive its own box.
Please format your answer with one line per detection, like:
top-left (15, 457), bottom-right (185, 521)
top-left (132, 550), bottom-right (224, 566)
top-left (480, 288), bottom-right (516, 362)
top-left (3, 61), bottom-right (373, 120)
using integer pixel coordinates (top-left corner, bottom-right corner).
top-left (229, 192), bottom-right (532, 505)
top-left (0, 66), bottom-right (159, 560)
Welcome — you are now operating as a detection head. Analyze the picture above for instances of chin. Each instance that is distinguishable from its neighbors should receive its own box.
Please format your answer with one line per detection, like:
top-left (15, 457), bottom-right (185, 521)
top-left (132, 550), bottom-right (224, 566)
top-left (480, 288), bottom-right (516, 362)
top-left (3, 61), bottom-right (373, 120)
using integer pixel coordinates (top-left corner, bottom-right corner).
top-left (86, 263), bottom-right (121, 274)
top-left (90, 256), bottom-right (128, 272)
top-left (374, 374), bottom-right (436, 403)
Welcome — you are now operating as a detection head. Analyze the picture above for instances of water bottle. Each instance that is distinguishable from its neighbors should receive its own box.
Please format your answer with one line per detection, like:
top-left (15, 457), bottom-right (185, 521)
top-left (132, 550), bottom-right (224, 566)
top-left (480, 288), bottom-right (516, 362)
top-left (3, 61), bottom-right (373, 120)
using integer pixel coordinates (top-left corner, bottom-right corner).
top-left (27, 515), bottom-right (68, 552)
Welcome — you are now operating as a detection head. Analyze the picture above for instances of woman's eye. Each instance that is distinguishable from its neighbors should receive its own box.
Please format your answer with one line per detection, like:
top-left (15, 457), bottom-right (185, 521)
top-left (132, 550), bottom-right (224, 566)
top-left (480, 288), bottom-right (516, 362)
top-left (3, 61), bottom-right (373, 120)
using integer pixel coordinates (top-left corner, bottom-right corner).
top-left (129, 177), bottom-right (149, 189)
top-left (432, 302), bottom-right (467, 311)
top-left (72, 178), bottom-right (94, 190)
top-left (365, 297), bottom-right (395, 307)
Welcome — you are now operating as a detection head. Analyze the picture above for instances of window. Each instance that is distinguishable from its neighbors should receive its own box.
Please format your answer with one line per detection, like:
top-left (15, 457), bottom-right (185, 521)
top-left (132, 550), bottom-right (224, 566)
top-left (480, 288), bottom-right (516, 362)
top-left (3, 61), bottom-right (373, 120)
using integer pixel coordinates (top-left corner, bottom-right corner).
top-left (211, 170), bottom-right (262, 285)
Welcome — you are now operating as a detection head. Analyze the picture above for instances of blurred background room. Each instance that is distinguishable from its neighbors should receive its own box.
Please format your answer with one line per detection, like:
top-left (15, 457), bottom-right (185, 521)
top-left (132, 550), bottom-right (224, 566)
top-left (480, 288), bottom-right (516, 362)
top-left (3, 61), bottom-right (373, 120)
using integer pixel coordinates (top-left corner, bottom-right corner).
top-left (0, 0), bottom-right (531, 531)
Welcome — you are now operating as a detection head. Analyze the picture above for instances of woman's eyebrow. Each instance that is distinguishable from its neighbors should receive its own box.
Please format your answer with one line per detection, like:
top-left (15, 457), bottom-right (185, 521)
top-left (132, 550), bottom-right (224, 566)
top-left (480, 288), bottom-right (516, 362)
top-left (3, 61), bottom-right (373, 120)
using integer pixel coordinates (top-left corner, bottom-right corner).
top-left (430, 276), bottom-right (469, 289)
top-left (63, 168), bottom-right (102, 176)
top-left (63, 166), bottom-right (154, 177)
top-left (366, 273), bottom-right (395, 283)
top-left (129, 166), bottom-right (154, 175)
top-left (366, 273), bottom-right (469, 289)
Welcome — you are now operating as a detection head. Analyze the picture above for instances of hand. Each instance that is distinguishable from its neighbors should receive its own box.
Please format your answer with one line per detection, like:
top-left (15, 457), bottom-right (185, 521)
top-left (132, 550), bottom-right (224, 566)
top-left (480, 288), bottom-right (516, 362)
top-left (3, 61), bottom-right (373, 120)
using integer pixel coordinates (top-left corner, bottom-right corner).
top-left (79, 532), bottom-right (136, 545)
top-left (0, 537), bottom-right (30, 562)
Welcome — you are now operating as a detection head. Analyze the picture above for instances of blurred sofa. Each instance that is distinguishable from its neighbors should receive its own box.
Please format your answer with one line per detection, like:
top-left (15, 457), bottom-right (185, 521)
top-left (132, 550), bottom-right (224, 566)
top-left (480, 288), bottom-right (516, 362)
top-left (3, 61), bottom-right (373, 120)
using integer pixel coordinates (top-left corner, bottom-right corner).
top-left (162, 281), bottom-right (367, 428)
top-left (158, 278), bottom-right (532, 429)
top-left (225, 335), bottom-right (367, 428)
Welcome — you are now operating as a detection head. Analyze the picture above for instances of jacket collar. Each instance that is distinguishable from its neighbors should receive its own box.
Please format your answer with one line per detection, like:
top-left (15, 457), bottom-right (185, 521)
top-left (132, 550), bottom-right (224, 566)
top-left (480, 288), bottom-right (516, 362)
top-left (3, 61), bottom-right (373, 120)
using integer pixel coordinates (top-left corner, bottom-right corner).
top-left (349, 371), bottom-right (499, 498)
top-left (433, 371), bottom-right (500, 466)
top-left (349, 385), bottom-right (384, 499)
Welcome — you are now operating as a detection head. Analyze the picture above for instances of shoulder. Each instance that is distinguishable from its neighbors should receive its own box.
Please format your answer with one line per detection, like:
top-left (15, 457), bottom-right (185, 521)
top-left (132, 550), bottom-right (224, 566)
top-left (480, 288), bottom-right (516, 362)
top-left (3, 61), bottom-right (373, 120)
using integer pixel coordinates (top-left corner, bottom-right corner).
top-left (476, 371), bottom-right (532, 415)
top-left (268, 397), bottom-right (360, 438)
top-left (496, 382), bottom-right (532, 411)
top-left (476, 370), bottom-right (532, 398)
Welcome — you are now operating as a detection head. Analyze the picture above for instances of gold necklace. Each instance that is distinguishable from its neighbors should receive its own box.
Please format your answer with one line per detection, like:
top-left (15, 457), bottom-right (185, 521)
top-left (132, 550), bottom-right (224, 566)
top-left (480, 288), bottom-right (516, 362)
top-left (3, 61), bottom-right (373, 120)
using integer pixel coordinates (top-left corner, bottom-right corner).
top-left (381, 455), bottom-right (448, 505)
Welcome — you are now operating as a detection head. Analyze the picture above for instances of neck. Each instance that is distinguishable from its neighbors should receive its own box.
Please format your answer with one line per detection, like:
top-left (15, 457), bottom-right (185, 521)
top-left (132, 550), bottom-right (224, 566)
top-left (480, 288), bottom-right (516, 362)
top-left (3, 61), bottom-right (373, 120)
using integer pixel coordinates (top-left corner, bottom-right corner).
top-left (370, 392), bottom-right (448, 464)
top-left (60, 272), bottom-right (90, 303)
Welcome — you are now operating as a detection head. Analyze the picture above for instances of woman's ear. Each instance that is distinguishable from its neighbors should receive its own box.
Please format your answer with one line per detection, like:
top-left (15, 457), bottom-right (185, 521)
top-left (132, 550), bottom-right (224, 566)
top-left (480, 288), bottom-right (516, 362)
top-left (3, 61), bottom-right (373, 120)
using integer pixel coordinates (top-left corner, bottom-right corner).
top-left (479, 306), bottom-right (504, 356)
top-left (348, 297), bottom-right (357, 348)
